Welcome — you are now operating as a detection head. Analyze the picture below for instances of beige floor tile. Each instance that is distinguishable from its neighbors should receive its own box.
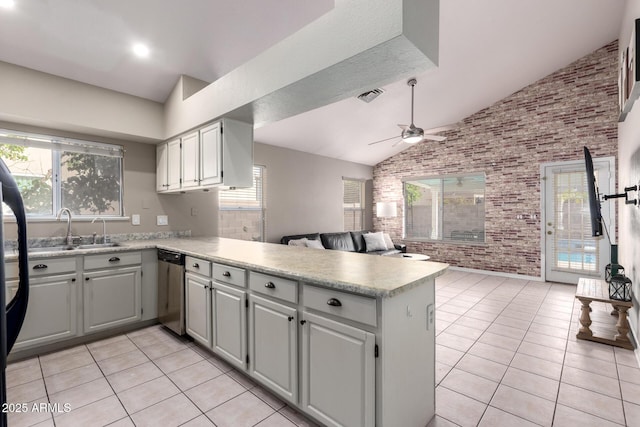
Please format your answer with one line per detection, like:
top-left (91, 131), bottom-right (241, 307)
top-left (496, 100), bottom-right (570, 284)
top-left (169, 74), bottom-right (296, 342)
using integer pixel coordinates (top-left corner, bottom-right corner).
top-left (40, 350), bottom-right (95, 377)
top-left (6, 364), bottom-right (43, 388)
top-left (618, 364), bottom-right (640, 385)
top-left (624, 401), bottom-right (640, 427)
top-left (255, 412), bottom-right (297, 427)
top-left (44, 363), bottom-right (103, 395)
top-left (553, 403), bottom-right (622, 427)
top-left (527, 322), bottom-right (569, 339)
top-left (97, 348), bottom-right (149, 376)
top-left (454, 315), bottom-right (492, 331)
top-left (467, 341), bottom-right (514, 365)
top-left (7, 398), bottom-right (52, 427)
top-left (138, 338), bottom-right (190, 359)
top-left (443, 324), bottom-right (484, 340)
top-left (185, 374), bottom-right (246, 412)
top-left (621, 380), bottom-right (640, 405)
top-left (436, 344), bottom-right (465, 366)
top-left (522, 330), bottom-right (567, 350)
top-left (89, 338), bottom-right (137, 362)
top-left (557, 382), bottom-right (625, 425)
top-left (426, 415), bottom-right (460, 427)
top-left (208, 354), bottom-right (235, 373)
top-left (478, 332), bottom-right (521, 352)
top-left (251, 385), bottom-right (286, 410)
top-left (464, 309), bottom-right (498, 322)
top-left (456, 353), bottom-right (508, 382)
top-left (437, 311), bottom-right (462, 323)
top-left (436, 361), bottom-right (453, 385)
top-left (501, 367), bottom-right (559, 401)
top-left (492, 316), bottom-right (530, 331)
top-left (86, 334), bottom-right (129, 351)
top-left (53, 395), bottom-right (127, 427)
top-left (118, 376), bottom-right (181, 414)
top-left (7, 378), bottom-right (47, 403)
top-left (614, 346), bottom-right (638, 367)
top-left (279, 405), bottom-right (322, 427)
top-left (564, 351), bottom-right (618, 378)
top-left (206, 390), bottom-right (276, 427)
top-left (167, 359), bottom-right (224, 391)
top-left (155, 347), bottom-right (204, 374)
top-left (478, 406), bottom-right (539, 427)
top-left (39, 345), bottom-right (88, 363)
top-left (438, 303), bottom-right (469, 316)
top-left (181, 414), bottom-right (216, 427)
top-left (49, 377), bottom-right (113, 410)
top-left (561, 366), bottom-right (621, 399)
top-left (440, 368), bottom-right (498, 404)
top-left (227, 368), bottom-right (258, 390)
top-left (435, 385), bottom-right (486, 427)
top-left (106, 361), bottom-right (164, 393)
top-left (107, 417), bottom-right (136, 427)
top-left (485, 323), bottom-right (526, 340)
top-left (516, 341), bottom-right (565, 364)
top-left (130, 393), bottom-right (202, 427)
top-left (490, 385), bottom-right (555, 426)
top-left (32, 419), bottom-right (55, 427)
top-left (566, 339), bottom-right (616, 364)
top-left (7, 357), bottom-right (40, 372)
top-left (436, 332), bottom-right (476, 352)
top-left (509, 353), bottom-right (562, 380)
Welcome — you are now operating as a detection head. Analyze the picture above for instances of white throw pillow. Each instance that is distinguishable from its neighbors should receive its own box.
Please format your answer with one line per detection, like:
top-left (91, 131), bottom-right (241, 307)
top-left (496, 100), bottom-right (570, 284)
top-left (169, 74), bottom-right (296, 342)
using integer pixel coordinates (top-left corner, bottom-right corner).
top-left (288, 238), bottom-right (308, 247)
top-left (383, 233), bottom-right (394, 249)
top-left (305, 239), bottom-right (325, 249)
top-left (363, 232), bottom-right (388, 252)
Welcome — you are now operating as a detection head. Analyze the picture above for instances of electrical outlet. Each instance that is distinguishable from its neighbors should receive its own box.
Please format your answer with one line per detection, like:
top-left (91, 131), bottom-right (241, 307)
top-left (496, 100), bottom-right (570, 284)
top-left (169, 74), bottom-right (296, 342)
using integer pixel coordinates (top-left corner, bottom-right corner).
top-left (131, 214), bottom-right (141, 225)
top-left (191, 207), bottom-right (198, 216)
top-left (157, 215), bottom-right (168, 226)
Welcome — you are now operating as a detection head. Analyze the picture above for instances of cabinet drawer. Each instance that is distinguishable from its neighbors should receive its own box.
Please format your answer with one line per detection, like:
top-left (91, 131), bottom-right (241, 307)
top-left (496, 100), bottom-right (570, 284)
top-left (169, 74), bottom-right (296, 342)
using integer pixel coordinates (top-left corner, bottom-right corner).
top-left (29, 257), bottom-right (76, 276)
top-left (302, 285), bottom-right (377, 327)
top-left (249, 272), bottom-right (297, 304)
top-left (212, 263), bottom-right (246, 288)
top-left (185, 256), bottom-right (211, 276)
top-left (5, 262), bottom-right (18, 280)
top-left (84, 251), bottom-right (141, 270)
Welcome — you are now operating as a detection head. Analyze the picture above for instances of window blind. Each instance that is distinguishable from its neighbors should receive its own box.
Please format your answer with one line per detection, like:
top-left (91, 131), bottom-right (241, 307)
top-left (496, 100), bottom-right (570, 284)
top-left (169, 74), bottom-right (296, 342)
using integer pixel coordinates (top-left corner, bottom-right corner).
top-left (219, 166), bottom-right (264, 209)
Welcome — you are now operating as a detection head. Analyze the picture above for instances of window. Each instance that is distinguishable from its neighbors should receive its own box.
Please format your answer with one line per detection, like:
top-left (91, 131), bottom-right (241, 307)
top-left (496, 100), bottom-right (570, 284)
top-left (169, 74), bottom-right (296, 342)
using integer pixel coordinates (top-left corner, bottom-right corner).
top-left (0, 129), bottom-right (124, 218)
top-left (404, 174), bottom-right (485, 243)
top-left (219, 166), bottom-right (266, 241)
top-left (344, 178), bottom-right (365, 232)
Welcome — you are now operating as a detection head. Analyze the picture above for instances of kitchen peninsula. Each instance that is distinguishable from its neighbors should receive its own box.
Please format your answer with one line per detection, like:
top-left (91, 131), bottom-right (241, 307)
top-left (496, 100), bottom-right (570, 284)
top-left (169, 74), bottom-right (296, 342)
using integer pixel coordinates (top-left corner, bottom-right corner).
top-left (7, 237), bottom-right (448, 427)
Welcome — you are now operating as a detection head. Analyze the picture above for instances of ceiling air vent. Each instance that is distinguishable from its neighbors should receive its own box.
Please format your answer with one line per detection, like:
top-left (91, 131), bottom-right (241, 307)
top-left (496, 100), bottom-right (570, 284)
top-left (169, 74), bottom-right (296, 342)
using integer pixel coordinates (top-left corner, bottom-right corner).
top-left (357, 88), bottom-right (385, 103)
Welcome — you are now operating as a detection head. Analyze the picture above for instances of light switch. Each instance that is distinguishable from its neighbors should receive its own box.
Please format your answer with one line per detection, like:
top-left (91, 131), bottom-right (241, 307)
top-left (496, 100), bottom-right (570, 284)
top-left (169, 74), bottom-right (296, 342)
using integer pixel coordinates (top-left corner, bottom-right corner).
top-left (157, 215), bottom-right (168, 226)
top-left (132, 214), bottom-right (141, 225)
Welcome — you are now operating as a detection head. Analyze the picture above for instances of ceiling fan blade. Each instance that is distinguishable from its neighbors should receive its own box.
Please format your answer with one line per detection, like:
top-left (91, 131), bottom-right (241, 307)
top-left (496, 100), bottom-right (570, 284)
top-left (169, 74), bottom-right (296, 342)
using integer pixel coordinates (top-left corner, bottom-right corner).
top-left (423, 134), bottom-right (447, 142)
top-left (423, 122), bottom-right (459, 134)
top-left (391, 139), bottom-right (405, 147)
top-left (368, 135), bottom-right (400, 146)
top-left (397, 124), bottom-right (408, 130)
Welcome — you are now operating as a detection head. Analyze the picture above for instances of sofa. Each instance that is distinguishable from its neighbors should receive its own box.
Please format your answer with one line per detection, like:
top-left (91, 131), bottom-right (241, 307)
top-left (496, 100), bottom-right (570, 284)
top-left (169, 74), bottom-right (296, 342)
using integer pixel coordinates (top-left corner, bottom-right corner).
top-left (281, 231), bottom-right (406, 256)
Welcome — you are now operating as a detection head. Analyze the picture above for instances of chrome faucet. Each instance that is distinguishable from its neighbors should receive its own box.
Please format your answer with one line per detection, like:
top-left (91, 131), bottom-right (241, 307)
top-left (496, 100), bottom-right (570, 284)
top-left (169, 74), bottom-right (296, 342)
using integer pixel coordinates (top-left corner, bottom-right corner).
top-left (56, 208), bottom-right (73, 246)
top-left (92, 217), bottom-right (109, 243)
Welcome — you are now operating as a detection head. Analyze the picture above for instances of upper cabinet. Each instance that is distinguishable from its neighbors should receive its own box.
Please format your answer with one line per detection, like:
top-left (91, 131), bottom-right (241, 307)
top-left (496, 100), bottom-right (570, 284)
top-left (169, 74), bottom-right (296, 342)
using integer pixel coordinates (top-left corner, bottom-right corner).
top-left (156, 118), bottom-right (253, 193)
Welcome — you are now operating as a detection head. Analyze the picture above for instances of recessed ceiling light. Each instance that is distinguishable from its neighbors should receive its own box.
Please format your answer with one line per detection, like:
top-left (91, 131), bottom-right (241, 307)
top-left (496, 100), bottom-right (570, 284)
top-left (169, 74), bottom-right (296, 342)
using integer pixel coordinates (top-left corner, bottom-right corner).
top-left (0, 0), bottom-right (16, 9)
top-left (132, 43), bottom-right (150, 58)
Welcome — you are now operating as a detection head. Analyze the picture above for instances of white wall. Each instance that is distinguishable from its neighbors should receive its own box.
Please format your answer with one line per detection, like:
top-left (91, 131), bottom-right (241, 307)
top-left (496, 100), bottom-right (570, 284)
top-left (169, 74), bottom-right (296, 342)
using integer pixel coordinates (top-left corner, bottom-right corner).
top-left (618, 0), bottom-right (640, 348)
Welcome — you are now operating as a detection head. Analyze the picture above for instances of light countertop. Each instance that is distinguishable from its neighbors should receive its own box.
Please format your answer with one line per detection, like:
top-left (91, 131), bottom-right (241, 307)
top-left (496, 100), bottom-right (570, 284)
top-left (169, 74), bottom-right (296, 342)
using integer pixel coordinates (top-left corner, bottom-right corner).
top-left (6, 237), bottom-right (448, 298)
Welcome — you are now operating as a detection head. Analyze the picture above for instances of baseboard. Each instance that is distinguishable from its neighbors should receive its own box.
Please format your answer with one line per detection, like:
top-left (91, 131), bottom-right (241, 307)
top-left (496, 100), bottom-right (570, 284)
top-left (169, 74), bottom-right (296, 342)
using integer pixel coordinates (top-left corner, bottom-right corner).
top-left (448, 266), bottom-right (544, 282)
top-left (628, 322), bottom-right (640, 367)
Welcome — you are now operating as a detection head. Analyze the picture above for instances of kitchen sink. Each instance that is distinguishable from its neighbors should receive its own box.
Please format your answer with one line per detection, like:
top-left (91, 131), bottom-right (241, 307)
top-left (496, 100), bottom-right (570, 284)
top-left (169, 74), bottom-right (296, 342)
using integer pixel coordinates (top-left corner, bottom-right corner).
top-left (76, 243), bottom-right (121, 249)
top-left (26, 242), bottom-right (121, 253)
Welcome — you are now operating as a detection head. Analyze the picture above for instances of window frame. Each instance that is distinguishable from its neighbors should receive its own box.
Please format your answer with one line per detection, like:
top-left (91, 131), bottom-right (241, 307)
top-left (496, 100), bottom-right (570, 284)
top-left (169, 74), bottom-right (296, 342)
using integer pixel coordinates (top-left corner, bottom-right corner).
top-left (343, 177), bottom-right (366, 232)
top-left (0, 129), bottom-right (125, 220)
top-left (402, 173), bottom-right (486, 244)
top-left (218, 165), bottom-right (266, 242)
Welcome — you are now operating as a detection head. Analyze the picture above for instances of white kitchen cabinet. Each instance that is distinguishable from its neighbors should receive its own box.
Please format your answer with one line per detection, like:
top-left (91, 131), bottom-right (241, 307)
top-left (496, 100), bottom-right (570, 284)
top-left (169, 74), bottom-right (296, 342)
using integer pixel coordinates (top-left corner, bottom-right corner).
top-left (181, 130), bottom-right (199, 189)
top-left (185, 271), bottom-right (212, 347)
top-left (301, 311), bottom-right (375, 427)
top-left (211, 280), bottom-right (247, 369)
top-left (248, 294), bottom-right (297, 404)
top-left (83, 252), bottom-right (142, 334)
top-left (6, 258), bottom-right (78, 351)
top-left (156, 118), bottom-right (253, 193)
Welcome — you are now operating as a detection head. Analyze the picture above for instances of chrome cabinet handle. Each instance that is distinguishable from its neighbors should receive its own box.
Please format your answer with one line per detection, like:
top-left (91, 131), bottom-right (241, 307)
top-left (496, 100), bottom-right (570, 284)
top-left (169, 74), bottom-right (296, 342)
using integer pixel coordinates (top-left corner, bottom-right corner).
top-left (222, 271), bottom-right (231, 277)
top-left (264, 282), bottom-right (276, 289)
top-left (32, 264), bottom-right (47, 270)
top-left (193, 263), bottom-right (200, 268)
top-left (327, 298), bottom-right (342, 307)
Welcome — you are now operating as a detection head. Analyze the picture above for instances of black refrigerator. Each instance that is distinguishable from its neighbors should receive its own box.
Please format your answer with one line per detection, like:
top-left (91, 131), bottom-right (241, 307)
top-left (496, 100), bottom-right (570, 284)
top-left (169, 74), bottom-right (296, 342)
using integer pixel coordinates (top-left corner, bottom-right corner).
top-left (0, 158), bottom-right (29, 427)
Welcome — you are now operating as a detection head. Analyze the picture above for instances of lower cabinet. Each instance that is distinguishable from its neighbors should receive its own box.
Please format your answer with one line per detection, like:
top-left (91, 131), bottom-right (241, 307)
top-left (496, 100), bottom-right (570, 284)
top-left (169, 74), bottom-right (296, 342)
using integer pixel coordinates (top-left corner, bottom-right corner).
top-left (185, 272), bottom-right (212, 347)
top-left (211, 281), bottom-right (247, 369)
top-left (11, 274), bottom-right (78, 350)
top-left (248, 294), bottom-right (298, 404)
top-left (83, 266), bottom-right (141, 333)
top-left (301, 311), bottom-right (375, 427)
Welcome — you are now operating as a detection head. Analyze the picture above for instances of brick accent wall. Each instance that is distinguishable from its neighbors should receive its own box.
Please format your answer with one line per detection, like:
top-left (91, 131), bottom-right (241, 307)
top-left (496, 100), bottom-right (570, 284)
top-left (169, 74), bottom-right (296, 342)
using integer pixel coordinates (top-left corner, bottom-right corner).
top-left (373, 42), bottom-right (618, 277)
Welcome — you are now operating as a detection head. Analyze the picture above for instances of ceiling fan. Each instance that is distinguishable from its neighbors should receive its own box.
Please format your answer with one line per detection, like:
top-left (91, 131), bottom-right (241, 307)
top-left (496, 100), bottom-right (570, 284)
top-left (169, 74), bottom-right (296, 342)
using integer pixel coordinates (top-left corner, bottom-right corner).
top-left (368, 78), bottom-right (452, 147)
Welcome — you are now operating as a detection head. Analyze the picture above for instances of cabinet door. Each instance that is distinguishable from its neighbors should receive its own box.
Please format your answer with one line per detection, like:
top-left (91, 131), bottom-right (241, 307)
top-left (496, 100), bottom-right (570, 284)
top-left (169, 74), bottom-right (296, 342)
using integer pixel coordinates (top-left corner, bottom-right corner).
top-left (181, 131), bottom-right (200, 189)
top-left (200, 122), bottom-right (222, 186)
top-left (83, 266), bottom-right (141, 333)
top-left (156, 142), bottom-right (169, 192)
top-left (12, 275), bottom-right (77, 350)
top-left (185, 272), bottom-right (212, 347)
top-left (167, 138), bottom-right (182, 191)
top-left (301, 312), bottom-right (375, 427)
top-left (248, 295), bottom-right (297, 404)
top-left (211, 281), bottom-right (246, 369)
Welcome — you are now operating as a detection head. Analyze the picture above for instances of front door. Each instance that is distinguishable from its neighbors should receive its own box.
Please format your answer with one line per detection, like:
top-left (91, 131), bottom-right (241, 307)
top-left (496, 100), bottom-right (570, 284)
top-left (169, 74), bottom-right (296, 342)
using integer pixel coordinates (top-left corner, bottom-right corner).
top-left (542, 157), bottom-right (615, 284)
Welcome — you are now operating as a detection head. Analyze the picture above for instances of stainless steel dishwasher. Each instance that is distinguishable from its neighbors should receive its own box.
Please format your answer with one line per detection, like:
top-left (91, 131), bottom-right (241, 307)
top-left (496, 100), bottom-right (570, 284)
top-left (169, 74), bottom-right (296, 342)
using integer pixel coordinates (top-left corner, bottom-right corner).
top-left (157, 249), bottom-right (185, 335)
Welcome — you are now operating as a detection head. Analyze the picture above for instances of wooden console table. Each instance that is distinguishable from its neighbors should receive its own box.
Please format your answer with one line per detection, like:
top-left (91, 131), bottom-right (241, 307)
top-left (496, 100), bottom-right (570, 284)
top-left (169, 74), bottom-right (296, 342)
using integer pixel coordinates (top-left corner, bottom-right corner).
top-left (575, 278), bottom-right (633, 349)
